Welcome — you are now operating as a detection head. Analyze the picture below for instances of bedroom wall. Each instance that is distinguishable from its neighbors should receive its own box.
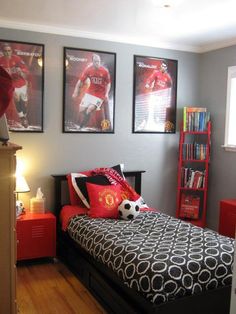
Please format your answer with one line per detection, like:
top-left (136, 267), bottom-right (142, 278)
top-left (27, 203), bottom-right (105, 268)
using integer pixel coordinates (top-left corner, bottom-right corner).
top-left (200, 45), bottom-right (236, 230)
top-left (0, 27), bottom-right (200, 218)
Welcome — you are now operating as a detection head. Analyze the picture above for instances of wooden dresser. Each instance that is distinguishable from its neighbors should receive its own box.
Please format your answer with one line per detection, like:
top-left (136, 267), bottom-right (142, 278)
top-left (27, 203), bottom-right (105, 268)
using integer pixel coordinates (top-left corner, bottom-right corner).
top-left (0, 142), bottom-right (21, 314)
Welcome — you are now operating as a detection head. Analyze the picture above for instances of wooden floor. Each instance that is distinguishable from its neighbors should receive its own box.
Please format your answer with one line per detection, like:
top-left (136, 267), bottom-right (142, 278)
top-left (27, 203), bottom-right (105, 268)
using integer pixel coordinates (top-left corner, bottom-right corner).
top-left (17, 259), bottom-right (106, 314)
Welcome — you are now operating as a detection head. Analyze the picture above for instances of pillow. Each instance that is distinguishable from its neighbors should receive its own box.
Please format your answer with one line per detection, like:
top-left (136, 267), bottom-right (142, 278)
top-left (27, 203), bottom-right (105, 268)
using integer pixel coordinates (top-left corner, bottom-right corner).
top-left (67, 170), bottom-right (91, 206)
top-left (68, 164), bottom-right (124, 207)
top-left (87, 183), bottom-right (122, 218)
top-left (75, 175), bottom-right (112, 208)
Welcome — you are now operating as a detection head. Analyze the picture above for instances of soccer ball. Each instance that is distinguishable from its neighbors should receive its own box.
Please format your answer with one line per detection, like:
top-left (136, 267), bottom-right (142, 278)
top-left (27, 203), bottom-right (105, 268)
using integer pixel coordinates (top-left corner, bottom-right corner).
top-left (118, 200), bottom-right (140, 220)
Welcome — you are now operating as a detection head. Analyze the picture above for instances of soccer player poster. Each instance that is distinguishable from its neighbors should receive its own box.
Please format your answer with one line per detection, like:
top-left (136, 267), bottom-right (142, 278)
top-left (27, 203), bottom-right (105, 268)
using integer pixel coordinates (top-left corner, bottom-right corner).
top-left (0, 40), bottom-right (44, 132)
top-left (133, 55), bottom-right (177, 133)
top-left (63, 48), bottom-right (116, 133)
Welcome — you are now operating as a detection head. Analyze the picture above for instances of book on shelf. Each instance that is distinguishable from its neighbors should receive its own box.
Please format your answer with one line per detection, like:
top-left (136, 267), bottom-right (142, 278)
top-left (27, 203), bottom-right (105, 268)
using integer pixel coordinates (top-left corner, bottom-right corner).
top-left (191, 170), bottom-right (203, 189)
top-left (179, 193), bottom-right (200, 220)
top-left (181, 167), bottom-right (205, 188)
top-left (182, 143), bottom-right (207, 160)
top-left (184, 107), bottom-right (207, 112)
top-left (183, 107), bottom-right (210, 132)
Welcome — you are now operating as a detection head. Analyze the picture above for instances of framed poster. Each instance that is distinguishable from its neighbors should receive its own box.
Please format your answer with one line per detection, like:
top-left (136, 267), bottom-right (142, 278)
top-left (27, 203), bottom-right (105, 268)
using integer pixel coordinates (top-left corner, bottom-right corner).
top-left (0, 40), bottom-right (44, 132)
top-left (133, 55), bottom-right (178, 133)
top-left (63, 48), bottom-right (116, 133)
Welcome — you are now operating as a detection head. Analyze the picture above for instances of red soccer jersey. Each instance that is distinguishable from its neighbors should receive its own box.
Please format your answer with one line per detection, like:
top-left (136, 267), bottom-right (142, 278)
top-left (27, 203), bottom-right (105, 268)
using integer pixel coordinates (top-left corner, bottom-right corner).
top-left (147, 70), bottom-right (172, 91)
top-left (80, 64), bottom-right (111, 99)
top-left (0, 55), bottom-right (28, 88)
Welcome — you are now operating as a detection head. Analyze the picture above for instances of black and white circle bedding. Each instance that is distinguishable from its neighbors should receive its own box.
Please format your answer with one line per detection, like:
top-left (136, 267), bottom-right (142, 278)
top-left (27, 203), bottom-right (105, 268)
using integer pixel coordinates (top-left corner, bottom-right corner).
top-left (67, 211), bottom-right (234, 305)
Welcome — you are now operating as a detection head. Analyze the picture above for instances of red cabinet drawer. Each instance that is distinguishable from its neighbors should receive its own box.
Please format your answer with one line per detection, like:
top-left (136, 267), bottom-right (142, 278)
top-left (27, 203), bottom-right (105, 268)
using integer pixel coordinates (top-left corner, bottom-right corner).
top-left (219, 199), bottom-right (236, 238)
top-left (16, 212), bottom-right (56, 261)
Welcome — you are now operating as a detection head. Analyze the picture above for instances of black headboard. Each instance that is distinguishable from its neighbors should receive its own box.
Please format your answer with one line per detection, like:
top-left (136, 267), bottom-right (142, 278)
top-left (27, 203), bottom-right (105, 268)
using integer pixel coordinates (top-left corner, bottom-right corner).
top-left (52, 170), bottom-right (145, 219)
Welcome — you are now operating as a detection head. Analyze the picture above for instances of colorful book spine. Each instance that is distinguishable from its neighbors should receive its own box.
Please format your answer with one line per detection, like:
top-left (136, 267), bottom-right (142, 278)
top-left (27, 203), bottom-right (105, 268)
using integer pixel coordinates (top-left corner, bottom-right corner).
top-left (180, 167), bottom-right (205, 188)
top-left (183, 107), bottom-right (210, 131)
top-left (183, 107), bottom-right (187, 131)
top-left (182, 143), bottom-right (207, 160)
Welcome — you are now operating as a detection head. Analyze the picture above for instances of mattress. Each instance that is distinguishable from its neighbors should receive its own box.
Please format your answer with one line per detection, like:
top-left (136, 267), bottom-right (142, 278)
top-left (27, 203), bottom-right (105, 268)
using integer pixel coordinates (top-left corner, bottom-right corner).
top-left (67, 211), bottom-right (234, 305)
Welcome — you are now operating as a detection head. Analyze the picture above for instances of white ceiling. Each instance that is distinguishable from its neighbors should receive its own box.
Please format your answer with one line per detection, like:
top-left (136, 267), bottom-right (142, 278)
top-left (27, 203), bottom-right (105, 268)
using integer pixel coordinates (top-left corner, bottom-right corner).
top-left (1, 0), bottom-right (236, 53)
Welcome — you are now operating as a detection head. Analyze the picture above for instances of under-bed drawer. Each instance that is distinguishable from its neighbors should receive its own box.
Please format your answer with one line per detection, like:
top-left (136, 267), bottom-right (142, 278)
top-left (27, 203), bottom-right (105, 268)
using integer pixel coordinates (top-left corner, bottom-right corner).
top-left (88, 270), bottom-right (140, 314)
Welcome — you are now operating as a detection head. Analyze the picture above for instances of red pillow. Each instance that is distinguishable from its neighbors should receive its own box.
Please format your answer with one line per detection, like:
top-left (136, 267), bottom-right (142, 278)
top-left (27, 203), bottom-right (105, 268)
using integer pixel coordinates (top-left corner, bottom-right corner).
top-left (86, 183), bottom-right (122, 218)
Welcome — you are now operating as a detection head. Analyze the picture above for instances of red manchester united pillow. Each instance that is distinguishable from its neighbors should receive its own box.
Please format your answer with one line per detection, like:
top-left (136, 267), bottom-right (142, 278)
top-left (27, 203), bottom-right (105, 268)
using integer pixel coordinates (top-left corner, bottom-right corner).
top-left (86, 183), bottom-right (122, 219)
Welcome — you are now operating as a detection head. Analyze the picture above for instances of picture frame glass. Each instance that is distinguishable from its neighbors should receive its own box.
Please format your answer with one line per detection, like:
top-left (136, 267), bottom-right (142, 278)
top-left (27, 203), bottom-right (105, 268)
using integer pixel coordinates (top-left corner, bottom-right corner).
top-left (0, 40), bottom-right (44, 132)
top-left (63, 48), bottom-right (116, 133)
top-left (133, 55), bottom-right (177, 133)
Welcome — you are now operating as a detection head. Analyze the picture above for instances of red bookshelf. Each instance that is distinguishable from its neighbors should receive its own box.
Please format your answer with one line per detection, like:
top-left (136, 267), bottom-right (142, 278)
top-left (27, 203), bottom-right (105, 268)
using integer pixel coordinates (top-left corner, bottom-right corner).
top-left (176, 121), bottom-right (211, 228)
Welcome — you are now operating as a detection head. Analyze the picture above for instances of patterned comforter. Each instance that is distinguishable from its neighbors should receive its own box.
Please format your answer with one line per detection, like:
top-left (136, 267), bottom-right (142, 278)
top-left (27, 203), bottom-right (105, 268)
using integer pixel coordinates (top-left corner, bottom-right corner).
top-left (67, 211), bottom-right (234, 305)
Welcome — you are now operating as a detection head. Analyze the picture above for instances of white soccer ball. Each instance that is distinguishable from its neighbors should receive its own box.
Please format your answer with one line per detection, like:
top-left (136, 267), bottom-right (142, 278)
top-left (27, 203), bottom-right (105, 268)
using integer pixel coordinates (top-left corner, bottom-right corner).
top-left (118, 199), bottom-right (140, 220)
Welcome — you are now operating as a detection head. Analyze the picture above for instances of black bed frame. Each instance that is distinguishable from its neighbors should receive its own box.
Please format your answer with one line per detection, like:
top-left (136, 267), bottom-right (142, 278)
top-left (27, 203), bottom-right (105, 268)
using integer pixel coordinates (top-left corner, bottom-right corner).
top-left (52, 172), bottom-right (231, 314)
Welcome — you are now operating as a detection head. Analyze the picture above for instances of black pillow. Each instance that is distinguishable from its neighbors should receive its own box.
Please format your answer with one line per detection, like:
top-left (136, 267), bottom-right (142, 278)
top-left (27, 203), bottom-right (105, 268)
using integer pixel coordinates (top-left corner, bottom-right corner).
top-left (74, 164), bottom-right (124, 208)
top-left (75, 175), bottom-right (110, 206)
top-left (111, 164), bottom-right (124, 178)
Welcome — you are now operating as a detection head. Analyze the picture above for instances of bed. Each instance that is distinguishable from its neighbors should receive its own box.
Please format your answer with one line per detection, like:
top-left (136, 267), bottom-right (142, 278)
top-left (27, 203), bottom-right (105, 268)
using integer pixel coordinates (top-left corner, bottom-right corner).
top-left (52, 169), bottom-right (234, 314)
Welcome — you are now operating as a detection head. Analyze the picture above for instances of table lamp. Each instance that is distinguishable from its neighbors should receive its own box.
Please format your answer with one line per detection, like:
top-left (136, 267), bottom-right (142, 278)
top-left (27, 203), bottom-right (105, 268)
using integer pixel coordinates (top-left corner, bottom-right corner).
top-left (15, 174), bottom-right (30, 217)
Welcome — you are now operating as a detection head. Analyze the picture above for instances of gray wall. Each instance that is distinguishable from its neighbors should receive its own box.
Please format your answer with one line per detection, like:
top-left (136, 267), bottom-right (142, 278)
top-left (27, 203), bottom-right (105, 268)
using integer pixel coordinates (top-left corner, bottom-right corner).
top-left (1, 28), bottom-right (200, 218)
top-left (200, 45), bottom-right (236, 230)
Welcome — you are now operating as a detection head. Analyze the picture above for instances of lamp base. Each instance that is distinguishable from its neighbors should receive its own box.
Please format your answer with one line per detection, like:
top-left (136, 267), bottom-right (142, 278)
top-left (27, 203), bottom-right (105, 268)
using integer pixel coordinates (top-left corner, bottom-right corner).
top-left (16, 200), bottom-right (25, 217)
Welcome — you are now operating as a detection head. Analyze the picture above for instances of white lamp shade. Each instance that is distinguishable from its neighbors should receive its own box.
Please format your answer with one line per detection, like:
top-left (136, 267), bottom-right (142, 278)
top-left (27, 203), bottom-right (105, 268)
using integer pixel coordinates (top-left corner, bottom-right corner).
top-left (15, 175), bottom-right (30, 193)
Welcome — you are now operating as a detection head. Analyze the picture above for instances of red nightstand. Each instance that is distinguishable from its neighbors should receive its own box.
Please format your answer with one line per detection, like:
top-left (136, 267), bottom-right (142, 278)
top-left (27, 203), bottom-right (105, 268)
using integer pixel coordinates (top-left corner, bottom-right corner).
top-left (16, 212), bottom-right (56, 261)
top-left (219, 199), bottom-right (236, 238)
